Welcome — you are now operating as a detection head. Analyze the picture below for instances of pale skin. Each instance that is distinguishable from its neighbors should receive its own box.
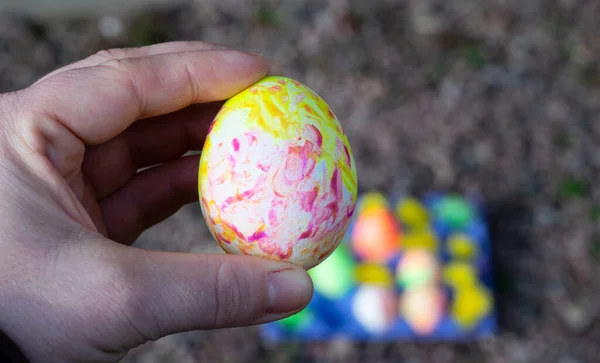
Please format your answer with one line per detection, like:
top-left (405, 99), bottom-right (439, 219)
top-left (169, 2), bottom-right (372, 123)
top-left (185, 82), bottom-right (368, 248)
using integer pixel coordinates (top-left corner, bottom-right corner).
top-left (0, 41), bottom-right (313, 362)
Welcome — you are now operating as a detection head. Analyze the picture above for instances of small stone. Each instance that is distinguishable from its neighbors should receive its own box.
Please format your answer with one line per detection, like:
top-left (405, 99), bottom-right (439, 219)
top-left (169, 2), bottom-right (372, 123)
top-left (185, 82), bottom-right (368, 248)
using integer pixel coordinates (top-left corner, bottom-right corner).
top-left (410, 1), bottom-right (445, 36)
top-left (473, 141), bottom-right (494, 165)
top-left (559, 357), bottom-right (582, 363)
top-left (535, 205), bottom-right (558, 226)
top-left (326, 338), bottom-right (353, 360)
top-left (98, 15), bottom-right (123, 39)
top-left (546, 98), bottom-right (570, 121)
top-left (557, 302), bottom-right (591, 333)
top-left (558, 0), bottom-right (580, 10)
top-left (508, 343), bottom-right (532, 362)
top-left (547, 280), bottom-right (566, 297)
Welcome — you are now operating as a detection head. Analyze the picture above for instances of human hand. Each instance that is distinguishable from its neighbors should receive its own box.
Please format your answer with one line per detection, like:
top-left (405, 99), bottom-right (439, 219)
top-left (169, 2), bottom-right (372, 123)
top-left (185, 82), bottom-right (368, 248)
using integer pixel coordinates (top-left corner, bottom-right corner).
top-left (0, 41), bottom-right (313, 362)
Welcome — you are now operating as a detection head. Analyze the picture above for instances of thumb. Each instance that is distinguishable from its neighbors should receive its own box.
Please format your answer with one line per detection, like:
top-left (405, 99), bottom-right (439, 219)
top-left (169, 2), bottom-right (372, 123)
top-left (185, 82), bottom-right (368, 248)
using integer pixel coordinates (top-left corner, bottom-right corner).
top-left (115, 247), bottom-right (313, 343)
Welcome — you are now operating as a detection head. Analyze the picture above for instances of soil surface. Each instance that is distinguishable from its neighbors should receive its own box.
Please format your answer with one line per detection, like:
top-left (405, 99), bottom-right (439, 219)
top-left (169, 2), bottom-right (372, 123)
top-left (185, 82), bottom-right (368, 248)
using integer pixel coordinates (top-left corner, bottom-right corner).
top-left (2, 1), bottom-right (600, 362)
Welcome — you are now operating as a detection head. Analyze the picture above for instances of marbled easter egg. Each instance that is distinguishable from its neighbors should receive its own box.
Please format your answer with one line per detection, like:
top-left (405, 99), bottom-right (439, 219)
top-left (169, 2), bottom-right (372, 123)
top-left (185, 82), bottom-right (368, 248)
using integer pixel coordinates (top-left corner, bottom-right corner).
top-left (198, 76), bottom-right (358, 269)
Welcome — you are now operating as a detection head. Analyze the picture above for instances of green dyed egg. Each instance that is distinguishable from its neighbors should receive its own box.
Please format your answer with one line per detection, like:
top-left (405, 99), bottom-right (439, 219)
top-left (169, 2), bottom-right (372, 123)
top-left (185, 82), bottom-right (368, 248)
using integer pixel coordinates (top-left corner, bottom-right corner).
top-left (308, 243), bottom-right (355, 299)
top-left (279, 308), bottom-right (314, 331)
top-left (434, 195), bottom-right (474, 228)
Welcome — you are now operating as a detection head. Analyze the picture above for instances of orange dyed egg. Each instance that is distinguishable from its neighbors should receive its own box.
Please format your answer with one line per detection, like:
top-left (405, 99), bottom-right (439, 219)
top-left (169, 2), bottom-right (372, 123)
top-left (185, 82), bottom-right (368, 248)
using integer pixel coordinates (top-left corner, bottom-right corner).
top-left (351, 195), bottom-right (401, 263)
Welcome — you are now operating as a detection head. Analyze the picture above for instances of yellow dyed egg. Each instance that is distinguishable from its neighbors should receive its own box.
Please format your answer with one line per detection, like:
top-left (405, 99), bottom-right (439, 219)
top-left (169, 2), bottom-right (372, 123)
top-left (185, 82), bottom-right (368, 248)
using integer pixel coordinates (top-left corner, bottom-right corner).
top-left (396, 197), bottom-right (429, 229)
top-left (402, 229), bottom-right (438, 252)
top-left (198, 76), bottom-right (358, 269)
top-left (355, 263), bottom-right (394, 286)
top-left (357, 192), bottom-right (389, 213)
top-left (443, 261), bottom-right (478, 289)
top-left (450, 284), bottom-right (492, 329)
top-left (447, 233), bottom-right (477, 260)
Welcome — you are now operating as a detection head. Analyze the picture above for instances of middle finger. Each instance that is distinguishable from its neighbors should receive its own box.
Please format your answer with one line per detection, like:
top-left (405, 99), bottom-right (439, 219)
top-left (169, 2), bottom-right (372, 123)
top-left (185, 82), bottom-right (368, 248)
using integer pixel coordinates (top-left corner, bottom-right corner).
top-left (82, 102), bottom-right (222, 200)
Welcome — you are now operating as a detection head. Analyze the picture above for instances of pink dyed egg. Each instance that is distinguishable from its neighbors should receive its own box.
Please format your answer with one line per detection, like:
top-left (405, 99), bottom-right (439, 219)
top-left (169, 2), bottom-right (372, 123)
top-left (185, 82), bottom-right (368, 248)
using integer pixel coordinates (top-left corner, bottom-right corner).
top-left (400, 285), bottom-right (445, 335)
top-left (198, 76), bottom-right (358, 269)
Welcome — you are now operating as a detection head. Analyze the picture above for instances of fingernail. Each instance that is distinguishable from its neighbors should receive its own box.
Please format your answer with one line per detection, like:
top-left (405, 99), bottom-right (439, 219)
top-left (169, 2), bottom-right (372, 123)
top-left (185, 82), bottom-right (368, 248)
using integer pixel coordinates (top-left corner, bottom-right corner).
top-left (266, 268), bottom-right (313, 314)
top-left (267, 61), bottom-right (284, 76)
top-left (221, 49), bottom-right (264, 63)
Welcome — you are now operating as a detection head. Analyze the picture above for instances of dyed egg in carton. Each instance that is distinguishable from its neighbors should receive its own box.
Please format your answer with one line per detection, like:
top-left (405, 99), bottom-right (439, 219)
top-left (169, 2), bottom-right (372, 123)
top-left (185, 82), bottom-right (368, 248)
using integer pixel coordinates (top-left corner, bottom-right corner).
top-left (261, 192), bottom-right (497, 341)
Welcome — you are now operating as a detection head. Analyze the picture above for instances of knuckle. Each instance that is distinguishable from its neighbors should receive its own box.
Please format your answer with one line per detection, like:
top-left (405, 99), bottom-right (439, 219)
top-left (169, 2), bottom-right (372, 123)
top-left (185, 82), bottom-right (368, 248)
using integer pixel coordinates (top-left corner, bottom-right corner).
top-left (183, 62), bottom-right (198, 101)
top-left (96, 58), bottom-right (144, 114)
top-left (212, 261), bottom-right (247, 327)
top-left (99, 57), bottom-right (131, 72)
top-left (188, 54), bottom-right (219, 100)
top-left (93, 48), bottom-right (128, 62)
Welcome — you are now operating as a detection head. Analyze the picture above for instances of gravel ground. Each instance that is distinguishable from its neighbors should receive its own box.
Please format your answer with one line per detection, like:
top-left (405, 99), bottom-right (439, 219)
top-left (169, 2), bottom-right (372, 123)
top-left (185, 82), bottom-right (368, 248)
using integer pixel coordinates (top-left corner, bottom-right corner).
top-left (2, 0), bottom-right (600, 362)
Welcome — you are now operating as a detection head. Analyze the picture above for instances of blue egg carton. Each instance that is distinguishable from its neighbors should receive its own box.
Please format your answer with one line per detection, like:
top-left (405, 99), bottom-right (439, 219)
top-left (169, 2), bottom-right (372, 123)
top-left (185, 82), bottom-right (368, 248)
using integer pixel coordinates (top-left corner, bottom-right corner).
top-left (260, 192), bottom-right (498, 342)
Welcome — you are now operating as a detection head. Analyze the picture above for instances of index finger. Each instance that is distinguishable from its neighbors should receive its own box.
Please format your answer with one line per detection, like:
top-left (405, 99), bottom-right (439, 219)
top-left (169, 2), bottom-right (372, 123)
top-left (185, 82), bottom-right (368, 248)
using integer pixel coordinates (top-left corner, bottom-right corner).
top-left (29, 48), bottom-right (267, 145)
top-left (34, 41), bottom-right (230, 84)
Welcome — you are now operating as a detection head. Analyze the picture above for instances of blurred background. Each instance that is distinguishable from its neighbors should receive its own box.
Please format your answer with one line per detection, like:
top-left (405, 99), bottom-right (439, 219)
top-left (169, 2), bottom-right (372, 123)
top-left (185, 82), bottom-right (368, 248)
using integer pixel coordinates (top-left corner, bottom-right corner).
top-left (2, 0), bottom-right (600, 362)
